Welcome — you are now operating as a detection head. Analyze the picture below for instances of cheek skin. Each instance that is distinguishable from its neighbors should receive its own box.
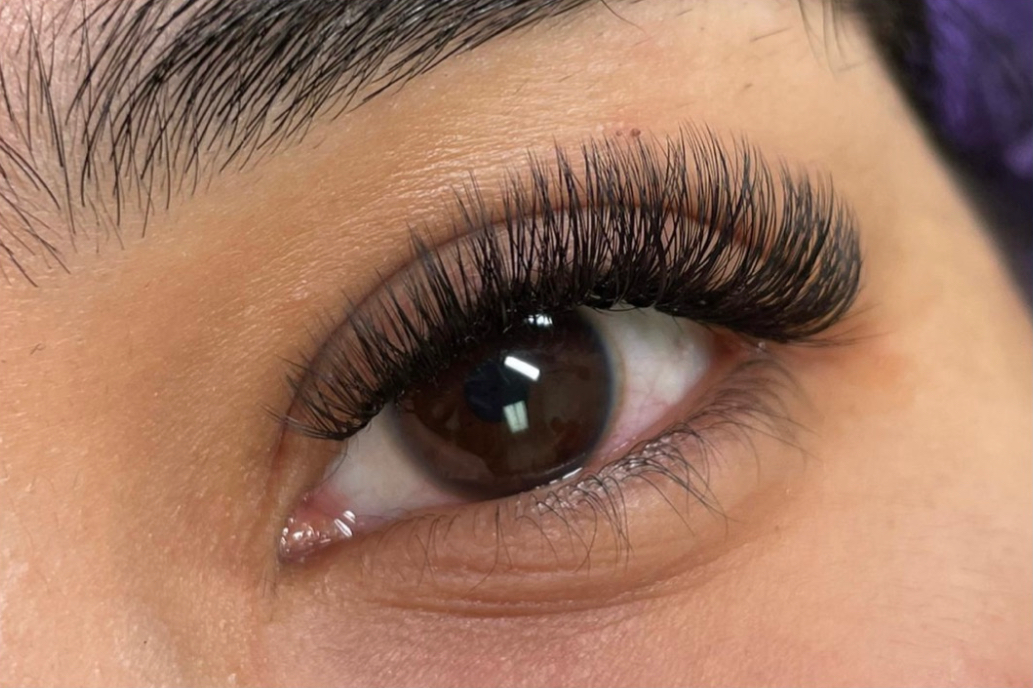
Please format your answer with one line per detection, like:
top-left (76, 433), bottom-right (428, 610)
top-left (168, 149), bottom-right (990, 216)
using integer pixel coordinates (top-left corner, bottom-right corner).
top-left (0, 2), bottom-right (1029, 687)
top-left (254, 266), bottom-right (1031, 688)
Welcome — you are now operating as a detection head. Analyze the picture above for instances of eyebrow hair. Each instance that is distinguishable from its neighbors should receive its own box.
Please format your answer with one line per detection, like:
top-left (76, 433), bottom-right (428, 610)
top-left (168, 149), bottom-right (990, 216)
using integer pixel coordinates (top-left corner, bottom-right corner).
top-left (0, 0), bottom-right (913, 287)
top-left (0, 0), bottom-right (598, 284)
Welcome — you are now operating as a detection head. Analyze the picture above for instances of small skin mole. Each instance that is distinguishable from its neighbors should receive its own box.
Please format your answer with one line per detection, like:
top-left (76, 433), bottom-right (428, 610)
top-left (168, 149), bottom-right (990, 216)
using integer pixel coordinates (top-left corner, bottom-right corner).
top-left (601, 123), bottom-right (642, 138)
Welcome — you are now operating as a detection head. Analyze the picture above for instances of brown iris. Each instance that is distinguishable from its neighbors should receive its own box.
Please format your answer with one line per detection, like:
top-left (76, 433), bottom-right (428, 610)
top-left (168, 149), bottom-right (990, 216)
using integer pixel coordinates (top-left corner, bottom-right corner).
top-left (394, 311), bottom-right (613, 498)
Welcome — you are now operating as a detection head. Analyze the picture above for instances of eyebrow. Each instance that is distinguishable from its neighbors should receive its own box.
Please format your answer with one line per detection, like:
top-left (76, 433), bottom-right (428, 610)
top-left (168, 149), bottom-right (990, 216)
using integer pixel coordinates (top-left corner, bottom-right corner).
top-left (0, 0), bottom-right (597, 284)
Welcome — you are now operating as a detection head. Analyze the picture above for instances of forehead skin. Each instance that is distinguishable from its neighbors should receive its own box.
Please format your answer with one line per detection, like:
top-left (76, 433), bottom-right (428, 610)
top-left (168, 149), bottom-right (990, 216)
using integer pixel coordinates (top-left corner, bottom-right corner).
top-left (0, 1), bottom-right (1031, 686)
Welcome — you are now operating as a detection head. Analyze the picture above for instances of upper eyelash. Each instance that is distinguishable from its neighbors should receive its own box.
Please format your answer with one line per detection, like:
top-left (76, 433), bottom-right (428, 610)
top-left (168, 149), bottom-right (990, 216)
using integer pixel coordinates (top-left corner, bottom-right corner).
top-left (285, 127), bottom-right (862, 442)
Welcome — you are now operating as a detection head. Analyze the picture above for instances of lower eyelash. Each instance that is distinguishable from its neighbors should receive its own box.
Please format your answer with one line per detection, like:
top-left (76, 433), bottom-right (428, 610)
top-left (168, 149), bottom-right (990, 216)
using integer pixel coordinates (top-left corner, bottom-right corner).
top-left (514, 355), bottom-right (798, 560)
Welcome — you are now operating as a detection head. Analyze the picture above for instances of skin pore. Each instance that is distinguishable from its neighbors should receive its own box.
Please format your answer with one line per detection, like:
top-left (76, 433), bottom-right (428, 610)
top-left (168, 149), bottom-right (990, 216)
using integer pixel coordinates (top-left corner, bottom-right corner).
top-left (0, 1), bottom-right (1030, 686)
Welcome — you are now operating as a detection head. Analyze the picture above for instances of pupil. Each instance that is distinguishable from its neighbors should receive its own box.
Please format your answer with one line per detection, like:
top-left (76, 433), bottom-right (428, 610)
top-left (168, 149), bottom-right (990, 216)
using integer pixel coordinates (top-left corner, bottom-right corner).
top-left (395, 310), bottom-right (613, 498)
top-left (462, 358), bottom-right (531, 424)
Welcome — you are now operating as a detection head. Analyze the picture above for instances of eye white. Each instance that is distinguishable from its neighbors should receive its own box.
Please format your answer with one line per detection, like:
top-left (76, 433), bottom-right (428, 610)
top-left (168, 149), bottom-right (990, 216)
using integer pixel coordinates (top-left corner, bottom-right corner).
top-left (584, 307), bottom-right (714, 457)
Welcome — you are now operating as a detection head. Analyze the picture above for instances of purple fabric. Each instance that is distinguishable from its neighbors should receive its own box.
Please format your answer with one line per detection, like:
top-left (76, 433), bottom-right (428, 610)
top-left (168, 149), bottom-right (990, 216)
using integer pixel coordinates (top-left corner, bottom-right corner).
top-left (925, 0), bottom-right (1033, 181)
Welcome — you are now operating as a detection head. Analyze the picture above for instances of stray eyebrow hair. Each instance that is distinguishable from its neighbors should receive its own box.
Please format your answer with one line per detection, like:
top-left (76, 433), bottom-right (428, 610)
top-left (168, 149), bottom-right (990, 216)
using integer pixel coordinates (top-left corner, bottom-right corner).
top-left (0, 0), bottom-right (597, 283)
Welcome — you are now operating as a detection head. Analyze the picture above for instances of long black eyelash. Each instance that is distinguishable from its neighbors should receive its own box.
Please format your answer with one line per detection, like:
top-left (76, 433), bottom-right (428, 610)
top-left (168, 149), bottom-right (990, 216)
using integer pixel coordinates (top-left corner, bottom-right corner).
top-left (286, 127), bottom-right (861, 441)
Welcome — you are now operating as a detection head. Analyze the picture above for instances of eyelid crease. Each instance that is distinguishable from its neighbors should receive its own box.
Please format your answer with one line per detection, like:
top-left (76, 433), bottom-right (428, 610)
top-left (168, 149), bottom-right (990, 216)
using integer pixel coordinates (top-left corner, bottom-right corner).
top-left (282, 126), bottom-right (861, 443)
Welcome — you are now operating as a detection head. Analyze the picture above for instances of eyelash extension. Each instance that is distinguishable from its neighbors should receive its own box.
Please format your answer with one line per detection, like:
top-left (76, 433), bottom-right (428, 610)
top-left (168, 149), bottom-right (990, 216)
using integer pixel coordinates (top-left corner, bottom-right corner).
top-left (285, 127), bottom-right (861, 442)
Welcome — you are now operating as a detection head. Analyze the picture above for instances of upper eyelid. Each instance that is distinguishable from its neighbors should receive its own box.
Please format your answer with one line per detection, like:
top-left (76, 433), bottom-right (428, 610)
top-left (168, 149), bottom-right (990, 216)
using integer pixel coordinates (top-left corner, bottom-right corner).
top-left (282, 127), bottom-right (862, 442)
top-left (319, 128), bottom-right (860, 340)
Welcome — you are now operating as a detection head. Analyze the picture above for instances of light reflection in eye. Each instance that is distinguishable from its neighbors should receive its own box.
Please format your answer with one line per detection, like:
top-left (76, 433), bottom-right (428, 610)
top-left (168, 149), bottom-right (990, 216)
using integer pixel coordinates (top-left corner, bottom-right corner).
top-left (499, 353), bottom-right (539, 434)
top-left (503, 355), bottom-right (541, 381)
top-left (502, 401), bottom-right (530, 433)
top-left (332, 511), bottom-right (357, 538)
top-left (527, 314), bottom-right (554, 327)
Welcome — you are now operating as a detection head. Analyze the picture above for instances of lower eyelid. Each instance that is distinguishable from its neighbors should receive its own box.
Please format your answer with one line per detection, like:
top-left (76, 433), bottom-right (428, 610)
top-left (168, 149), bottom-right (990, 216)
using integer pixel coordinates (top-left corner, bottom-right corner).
top-left (274, 354), bottom-right (804, 612)
top-left (275, 347), bottom-right (803, 609)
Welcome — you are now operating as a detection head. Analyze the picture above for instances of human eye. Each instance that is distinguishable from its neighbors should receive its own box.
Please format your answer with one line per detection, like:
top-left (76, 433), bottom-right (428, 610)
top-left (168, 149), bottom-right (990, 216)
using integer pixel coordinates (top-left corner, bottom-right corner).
top-left (273, 129), bottom-right (861, 588)
top-left (282, 306), bottom-right (717, 557)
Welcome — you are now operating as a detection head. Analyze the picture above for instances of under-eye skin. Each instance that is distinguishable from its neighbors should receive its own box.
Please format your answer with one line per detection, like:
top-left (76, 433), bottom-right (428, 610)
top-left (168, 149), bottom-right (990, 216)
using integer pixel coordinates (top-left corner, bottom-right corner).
top-left (275, 128), bottom-right (862, 567)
